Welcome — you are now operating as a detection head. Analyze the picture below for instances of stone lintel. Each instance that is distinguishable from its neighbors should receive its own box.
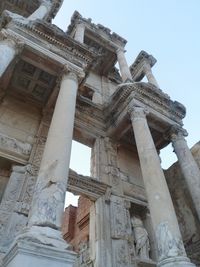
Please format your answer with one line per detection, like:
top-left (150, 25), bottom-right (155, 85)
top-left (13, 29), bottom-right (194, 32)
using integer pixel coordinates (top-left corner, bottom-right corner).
top-left (67, 169), bottom-right (111, 201)
top-left (130, 50), bottom-right (157, 82)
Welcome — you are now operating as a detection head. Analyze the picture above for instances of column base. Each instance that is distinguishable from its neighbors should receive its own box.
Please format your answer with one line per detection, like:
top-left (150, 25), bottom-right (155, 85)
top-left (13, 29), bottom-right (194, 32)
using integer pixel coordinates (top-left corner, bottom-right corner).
top-left (158, 256), bottom-right (196, 267)
top-left (16, 225), bottom-right (71, 250)
top-left (2, 239), bottom-right (77, 267)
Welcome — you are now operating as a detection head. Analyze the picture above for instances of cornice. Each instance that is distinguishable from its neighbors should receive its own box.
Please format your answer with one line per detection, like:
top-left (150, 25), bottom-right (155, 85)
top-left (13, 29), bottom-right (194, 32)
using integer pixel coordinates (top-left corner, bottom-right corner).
top-left (67, 168), bottom-right (111, 201)
top-left (6, 20), bottom-right (97, 68)
top-left (67, 11), bottom-right (127, 49)
top-left (107, 82), bottom-right (186, 126)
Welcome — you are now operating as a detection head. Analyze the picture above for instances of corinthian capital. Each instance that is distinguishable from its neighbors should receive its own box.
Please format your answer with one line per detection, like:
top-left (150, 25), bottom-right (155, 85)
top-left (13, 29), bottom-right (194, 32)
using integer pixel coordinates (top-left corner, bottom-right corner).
top-left (61, 63), bottom-right (85, 83)
top-left (164, 125), bottom-right (188, 142)
top-left (128, 106), bottom-right (149, 121)
top-left (0, 29), bottom-right (25, 54)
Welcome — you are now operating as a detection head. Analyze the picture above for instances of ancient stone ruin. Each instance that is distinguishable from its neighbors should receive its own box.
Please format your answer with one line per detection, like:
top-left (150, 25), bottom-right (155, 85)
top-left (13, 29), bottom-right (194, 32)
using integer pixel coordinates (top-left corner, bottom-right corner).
top-left (0, 1), bottom-right (199, 267)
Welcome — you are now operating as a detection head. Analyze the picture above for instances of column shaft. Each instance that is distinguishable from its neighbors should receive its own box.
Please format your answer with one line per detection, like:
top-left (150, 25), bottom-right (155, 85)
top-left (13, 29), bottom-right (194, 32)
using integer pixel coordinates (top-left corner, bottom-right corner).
top-left (28, 71), bottom-right (78, 229)
top-left (74, 23), bottom-right (85, 43)
top-left (28, 1), bottom-right (50, 20)
top-left (171, 129), bottom-right (200, 221)
top-left (129, 107), bottom-right (195, 267)
top-left (143, 64), bottom-right (159, 87)
top-left (0, 40), bottom-right (16, 77)
top-left (117, 49), bottom-right (132, 82)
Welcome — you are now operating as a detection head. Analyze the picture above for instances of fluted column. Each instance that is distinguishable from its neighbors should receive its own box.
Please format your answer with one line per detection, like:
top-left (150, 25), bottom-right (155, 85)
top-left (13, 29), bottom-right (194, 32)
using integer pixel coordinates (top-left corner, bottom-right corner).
top-left (167, 125), bottom-right (200, 221)
top-left (116, 48), bottom-right (132, 82)
top-left (28, 0), bottom-right (51, 21)
top-left (143, 63), bottom-right (159, 88)
top-left (0, 34), bottom-right (23, 78)
top-left (74, 22), bottom-right (85, 43)
top-left (129, 106), bottom-right (195, 267)
top-left (18, 66), bottom-right (84, 249)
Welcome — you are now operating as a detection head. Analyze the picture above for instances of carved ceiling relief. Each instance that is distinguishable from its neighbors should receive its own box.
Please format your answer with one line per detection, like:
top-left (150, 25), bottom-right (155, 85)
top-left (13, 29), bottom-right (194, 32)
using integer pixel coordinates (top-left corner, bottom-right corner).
top-left (10, 60), bottom-right (56, 105)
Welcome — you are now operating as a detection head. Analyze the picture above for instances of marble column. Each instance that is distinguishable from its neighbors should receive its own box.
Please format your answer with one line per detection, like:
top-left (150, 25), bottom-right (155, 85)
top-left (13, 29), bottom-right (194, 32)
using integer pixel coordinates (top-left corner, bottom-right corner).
top-left (116, 48), bottom-right (132, 82)
top-left (74, 22), bottom-right (85, 43)
top-left (129, 106), bottom-right (195, 267)
top-left (143, 63), bottom-right (159, 88)
top-left (28, 0), bottom-right (51, 21)
top-left (0, 37), bottom-right (23, 78)
top-left (167, 125), bottom-right (200, 221)
top-left (17, 66), bottom-right (84, 249)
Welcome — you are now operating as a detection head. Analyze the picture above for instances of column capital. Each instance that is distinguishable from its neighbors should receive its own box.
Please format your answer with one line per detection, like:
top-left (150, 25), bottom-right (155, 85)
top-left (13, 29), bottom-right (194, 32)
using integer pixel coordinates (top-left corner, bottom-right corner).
top-left (60, 63), bottom-right (85, 83)
top-left (0, 29), bottom-right (25, 54)
top-left (116, 47), bottom-right (125, 53)
top-left (128, 106), bottom-right (149, 121)
top-left (164, 125), bottom-right (188, 142)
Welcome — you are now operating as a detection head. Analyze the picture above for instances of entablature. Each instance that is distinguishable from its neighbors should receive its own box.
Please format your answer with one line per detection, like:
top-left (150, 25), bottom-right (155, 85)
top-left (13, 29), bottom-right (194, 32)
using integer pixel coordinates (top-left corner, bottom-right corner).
top-left (105, 82), bottom-right (186, 149)
top-left (4, 21), bottom-right (96, 70)
top-left (130, 50), bottom-right (157, 82)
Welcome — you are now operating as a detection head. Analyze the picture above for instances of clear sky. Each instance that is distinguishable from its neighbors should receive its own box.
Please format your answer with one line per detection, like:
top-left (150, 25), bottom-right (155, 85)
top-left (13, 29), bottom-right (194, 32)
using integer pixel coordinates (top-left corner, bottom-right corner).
top-left (53, 1), bottom-right (200, 204)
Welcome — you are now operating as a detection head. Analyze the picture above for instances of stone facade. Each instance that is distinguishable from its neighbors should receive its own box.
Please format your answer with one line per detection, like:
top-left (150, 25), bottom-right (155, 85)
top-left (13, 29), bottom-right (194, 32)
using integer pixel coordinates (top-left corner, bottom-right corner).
top-left (165, 142), bottom-right (200, 266)
top-left (0, 1), bottom-right (199, 267)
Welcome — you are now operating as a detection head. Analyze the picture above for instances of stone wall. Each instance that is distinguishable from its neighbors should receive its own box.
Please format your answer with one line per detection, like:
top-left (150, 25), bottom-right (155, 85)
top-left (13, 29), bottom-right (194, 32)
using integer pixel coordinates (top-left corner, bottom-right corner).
top-left (0, 96), bottom-right (41, 145)
top-left (117, 145), bottom-right (144, 187)
top-left (165, 141), bottom-right (200, 266)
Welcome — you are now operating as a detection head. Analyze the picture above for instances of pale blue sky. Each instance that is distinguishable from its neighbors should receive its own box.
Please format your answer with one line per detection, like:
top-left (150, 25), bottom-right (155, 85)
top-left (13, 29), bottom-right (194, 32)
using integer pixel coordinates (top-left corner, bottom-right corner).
top-left (53, 1), bottom-right (200, 193)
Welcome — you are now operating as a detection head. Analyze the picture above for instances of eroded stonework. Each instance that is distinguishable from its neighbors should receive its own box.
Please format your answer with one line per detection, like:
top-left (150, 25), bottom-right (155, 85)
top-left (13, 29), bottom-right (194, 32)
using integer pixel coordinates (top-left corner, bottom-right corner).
top-left (0, 2), bottom-right (199, 267)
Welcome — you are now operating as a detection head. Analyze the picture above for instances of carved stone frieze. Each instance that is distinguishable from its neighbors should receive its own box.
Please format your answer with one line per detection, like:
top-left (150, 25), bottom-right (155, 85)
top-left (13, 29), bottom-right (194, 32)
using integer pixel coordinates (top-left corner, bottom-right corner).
top-left (67, 169), bottom-right (110, 201)
top-left (0, 133), bottom-right (32, 163)
top-left (110, 196), bottom-right (131, 239)
top-left (107, 82), bottom-right (186, 131)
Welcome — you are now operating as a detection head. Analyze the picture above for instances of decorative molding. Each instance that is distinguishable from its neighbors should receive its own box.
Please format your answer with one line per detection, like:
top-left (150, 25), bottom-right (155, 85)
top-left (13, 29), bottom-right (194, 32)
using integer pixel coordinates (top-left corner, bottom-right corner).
top-left (67, 169), bottom-right (111, 201)
top-left (107, 82), bottom-right (186, 132)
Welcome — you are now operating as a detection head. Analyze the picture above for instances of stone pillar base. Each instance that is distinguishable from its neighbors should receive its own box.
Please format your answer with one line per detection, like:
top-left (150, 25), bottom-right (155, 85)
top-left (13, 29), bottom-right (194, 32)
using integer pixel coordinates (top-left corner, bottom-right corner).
top-left (2, 240), bottom-right (76, 267)
top-left (158, 256), bottom-right (196, 267)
